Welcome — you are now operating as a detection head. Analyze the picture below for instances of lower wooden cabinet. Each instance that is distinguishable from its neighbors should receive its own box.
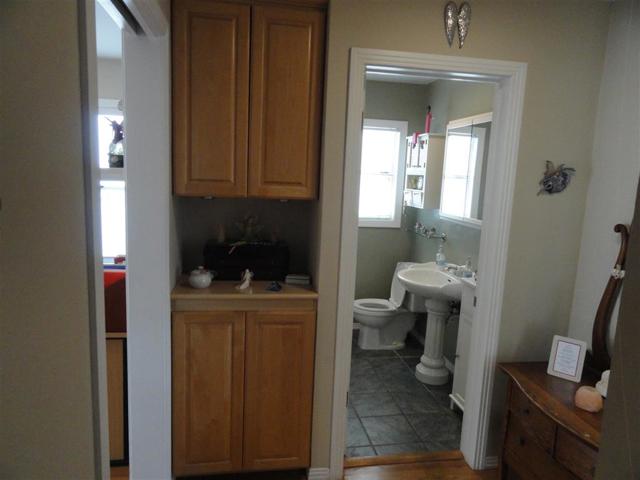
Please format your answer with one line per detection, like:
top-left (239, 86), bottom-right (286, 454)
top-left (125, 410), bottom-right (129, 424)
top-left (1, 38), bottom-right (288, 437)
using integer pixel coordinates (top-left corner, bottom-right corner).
top-left (172, 312), bottom-right (245, 476)
top-left (172, 310), bottom-right (316, 477)
top-left (244, 311), bottom-right (316, 470)
top-left (106, 337), bottom-right (128, 465)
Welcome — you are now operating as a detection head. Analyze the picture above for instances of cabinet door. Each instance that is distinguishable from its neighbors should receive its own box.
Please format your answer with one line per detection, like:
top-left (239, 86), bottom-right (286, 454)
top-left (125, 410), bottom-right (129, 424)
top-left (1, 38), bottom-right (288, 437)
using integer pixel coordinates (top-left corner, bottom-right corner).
top-left (451, 314), bottom-right (472, 409)
top-left (173, 1), bottom-right (250, 197)
top-left (248, 5), bottom-right (325, 199)
top-left (172, 312), bottom-right (245, 476)
top-left (106, 338), bottom-right (127, 464)
top-left (244, 311), bottom-right (316, 470)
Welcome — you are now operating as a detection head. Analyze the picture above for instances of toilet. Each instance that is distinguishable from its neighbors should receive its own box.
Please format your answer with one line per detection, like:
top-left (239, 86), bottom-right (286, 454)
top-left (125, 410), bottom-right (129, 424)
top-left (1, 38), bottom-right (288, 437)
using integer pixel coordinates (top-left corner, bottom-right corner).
top-left (353, 262), bottom-right (425, 350)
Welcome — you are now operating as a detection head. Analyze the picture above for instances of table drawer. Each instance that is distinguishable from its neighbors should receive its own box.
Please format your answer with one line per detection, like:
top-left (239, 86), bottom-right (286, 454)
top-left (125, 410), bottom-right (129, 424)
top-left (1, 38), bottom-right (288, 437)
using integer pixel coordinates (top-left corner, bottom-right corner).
top-left (509, 385), bottom-right (556, 454)
top-left (504, 417), bottom-right (575, 480)
top-left (555, 427), bottom-right (598, 480)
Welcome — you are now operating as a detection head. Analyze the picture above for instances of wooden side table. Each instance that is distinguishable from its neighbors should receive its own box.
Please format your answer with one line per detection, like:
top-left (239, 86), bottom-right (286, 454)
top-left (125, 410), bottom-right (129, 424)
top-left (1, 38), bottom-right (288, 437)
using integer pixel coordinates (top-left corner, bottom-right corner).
top-left (498, 362), bottom-right (602, 480)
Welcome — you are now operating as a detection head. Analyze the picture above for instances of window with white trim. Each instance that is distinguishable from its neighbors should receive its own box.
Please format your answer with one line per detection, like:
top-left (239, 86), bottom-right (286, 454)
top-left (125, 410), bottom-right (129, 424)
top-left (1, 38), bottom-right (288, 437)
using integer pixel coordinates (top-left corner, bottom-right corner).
top-left (358, 119), bottom-right (408, 228)
top-left (98, 99), bottom-right (126, 259)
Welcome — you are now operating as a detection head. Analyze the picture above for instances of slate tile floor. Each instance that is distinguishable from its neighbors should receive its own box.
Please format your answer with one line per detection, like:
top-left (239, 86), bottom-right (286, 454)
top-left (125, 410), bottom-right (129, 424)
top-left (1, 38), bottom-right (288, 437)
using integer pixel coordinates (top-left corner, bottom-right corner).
top-left (346, 330), bottom-right (462, 458)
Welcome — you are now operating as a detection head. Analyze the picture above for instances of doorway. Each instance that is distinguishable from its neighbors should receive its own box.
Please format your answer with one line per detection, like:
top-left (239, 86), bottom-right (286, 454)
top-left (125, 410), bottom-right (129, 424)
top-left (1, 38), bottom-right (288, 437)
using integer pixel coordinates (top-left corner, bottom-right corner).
top-left (330, 49), bottom-right (527, 478)
top-left (346, 75), bottom-right (495, 460)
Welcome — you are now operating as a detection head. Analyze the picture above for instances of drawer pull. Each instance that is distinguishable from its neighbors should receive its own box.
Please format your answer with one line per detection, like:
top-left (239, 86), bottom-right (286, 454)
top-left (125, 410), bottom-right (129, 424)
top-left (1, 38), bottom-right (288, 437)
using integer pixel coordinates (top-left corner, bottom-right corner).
top-left (519, 436), bottom-right (526, 446)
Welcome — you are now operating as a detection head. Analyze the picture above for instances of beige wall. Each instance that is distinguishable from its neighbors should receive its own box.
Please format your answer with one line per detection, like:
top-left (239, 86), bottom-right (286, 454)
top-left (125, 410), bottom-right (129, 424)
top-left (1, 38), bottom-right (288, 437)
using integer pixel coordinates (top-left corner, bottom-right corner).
top-left (97, 57), bottom-right (123, 100)
top-left (311, 0), bottom-right (609, 467)
top-left (569, 0), bottom-right (640, 350)
top-left (0, 1), bottom-right (97, 478)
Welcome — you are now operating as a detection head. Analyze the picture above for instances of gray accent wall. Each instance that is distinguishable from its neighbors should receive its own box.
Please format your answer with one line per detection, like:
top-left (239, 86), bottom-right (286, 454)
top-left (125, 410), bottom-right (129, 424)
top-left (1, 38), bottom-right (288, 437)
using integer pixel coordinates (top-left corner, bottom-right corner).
top-left (424, 80), bottom-right (496, 135)
top-left (408, 80), bottom-right (495, 269)
top-left (355, 80), bottom-right (494, 299)
top-left (354, 81), bottom-right (431, 299)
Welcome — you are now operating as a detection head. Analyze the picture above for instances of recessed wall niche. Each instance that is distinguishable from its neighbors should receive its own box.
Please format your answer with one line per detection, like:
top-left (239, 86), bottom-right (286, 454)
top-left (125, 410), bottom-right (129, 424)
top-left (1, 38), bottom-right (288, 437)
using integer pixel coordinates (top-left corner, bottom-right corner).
top-left (173, 197), bottom-right (315, 276)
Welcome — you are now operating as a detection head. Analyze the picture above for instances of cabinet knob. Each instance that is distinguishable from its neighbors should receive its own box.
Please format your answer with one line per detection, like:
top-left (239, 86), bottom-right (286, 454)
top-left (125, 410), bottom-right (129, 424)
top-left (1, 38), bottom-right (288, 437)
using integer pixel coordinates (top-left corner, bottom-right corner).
top-left (519, 436), bottom-right (526, 446)
top-left (523, 408), bottom-right (530, 415)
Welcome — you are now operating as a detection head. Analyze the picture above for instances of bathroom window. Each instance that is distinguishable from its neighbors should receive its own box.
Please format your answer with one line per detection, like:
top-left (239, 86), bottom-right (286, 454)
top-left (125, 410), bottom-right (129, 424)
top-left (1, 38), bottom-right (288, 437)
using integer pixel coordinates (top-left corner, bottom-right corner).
top-left (100, 180), bottom-right (126, 258)
top-left (358, 119), bottom-right (408, 228)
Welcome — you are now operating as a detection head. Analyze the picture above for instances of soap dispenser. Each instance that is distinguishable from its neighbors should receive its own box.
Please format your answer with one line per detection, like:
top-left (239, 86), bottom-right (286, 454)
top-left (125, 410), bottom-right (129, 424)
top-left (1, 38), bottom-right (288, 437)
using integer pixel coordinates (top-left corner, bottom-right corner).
top-left (436, 243), bottom-right (447, 267)
top-left (462, 257), bottom-right (474, 278)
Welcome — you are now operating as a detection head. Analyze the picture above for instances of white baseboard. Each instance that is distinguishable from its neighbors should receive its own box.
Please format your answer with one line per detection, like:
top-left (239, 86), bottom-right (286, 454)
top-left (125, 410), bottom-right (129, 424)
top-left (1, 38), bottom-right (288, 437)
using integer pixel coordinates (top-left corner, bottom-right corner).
top-left (307, 467), bottom-right (331, 480)
top-left (484, 456), bottom-right (499, 468)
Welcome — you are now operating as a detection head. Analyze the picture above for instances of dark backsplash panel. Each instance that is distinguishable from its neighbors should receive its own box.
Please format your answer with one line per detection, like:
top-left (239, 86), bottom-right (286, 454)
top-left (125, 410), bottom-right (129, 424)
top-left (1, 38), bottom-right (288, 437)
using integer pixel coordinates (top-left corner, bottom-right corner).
top-left (174, 197), bottom-right (314, 276)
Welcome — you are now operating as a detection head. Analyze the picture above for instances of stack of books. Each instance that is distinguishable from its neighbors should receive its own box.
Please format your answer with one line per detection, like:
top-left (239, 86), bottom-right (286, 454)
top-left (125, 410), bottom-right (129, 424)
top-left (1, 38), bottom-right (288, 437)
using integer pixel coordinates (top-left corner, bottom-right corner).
top-left (285, 273), bottom-right (311, 286)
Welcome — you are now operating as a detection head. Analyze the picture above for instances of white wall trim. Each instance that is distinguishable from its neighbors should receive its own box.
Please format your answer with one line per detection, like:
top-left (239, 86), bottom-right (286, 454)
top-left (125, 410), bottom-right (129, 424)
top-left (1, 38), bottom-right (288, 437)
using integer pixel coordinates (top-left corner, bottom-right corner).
top-left (123, 29), bottom-right (172, 479)
top-left (329, 48), bottom-right (526, 479)
top-left (78, 1), bottom-right (110, 477)
top-left (307, 467), bottom-right (331, 480)
top-left (484, 456), bottom-right (499, 468)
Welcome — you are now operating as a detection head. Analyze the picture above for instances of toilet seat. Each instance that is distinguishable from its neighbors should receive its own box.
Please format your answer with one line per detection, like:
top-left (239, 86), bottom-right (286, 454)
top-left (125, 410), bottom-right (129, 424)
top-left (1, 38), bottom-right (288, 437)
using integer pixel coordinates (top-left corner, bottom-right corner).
top-left (353, 298), bottom-right (400, 317)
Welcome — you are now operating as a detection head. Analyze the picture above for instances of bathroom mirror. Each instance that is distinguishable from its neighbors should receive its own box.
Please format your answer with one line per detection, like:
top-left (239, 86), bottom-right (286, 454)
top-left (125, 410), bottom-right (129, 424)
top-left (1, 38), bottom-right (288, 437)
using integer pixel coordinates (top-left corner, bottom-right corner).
top-left (439, 112), bottom-right (492, 227)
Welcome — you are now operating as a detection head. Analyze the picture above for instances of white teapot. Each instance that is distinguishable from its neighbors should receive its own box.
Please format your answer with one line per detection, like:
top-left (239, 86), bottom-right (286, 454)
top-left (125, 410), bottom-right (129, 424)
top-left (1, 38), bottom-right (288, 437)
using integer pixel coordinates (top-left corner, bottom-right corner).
top-left (188, 266), bottom-right (214, 289)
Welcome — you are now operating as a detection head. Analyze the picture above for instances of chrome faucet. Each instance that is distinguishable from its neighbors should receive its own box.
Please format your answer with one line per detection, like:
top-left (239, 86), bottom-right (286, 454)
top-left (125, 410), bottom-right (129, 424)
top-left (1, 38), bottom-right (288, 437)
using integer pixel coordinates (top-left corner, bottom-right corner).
top-left (425, 227), bottom-right (447, 242)
top-left (413, 222), bottom-right (447, 242)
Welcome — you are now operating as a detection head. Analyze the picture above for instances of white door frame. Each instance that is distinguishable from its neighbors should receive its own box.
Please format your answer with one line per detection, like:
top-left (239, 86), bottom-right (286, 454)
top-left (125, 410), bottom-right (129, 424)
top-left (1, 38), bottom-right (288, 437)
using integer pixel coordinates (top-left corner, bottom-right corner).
top-left (329, 48), bottom-right (526, 478)
top-left (80, 1), bottom-right (171, 477)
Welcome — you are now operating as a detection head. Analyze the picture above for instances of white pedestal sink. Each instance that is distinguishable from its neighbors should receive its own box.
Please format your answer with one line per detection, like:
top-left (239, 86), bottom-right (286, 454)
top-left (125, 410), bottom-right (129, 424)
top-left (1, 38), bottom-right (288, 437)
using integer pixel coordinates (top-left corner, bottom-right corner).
top-left (396, 266), bottom-right (462, 386)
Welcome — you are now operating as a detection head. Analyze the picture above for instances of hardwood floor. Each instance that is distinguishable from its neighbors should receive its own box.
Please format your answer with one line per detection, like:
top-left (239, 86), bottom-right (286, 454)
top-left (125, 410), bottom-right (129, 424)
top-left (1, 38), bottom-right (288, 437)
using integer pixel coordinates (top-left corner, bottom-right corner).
top-left (111, 460), bottom-right (496, 479)
top-left (344, 459), bottom-right (497, 479)
top-left (110, 466), bottom-right (128, 480)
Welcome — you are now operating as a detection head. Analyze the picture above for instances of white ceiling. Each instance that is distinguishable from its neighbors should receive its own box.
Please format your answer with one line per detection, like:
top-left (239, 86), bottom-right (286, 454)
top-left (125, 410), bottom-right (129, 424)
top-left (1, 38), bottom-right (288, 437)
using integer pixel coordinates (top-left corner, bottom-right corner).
top-left (96, 2), bottom-right (122, 59)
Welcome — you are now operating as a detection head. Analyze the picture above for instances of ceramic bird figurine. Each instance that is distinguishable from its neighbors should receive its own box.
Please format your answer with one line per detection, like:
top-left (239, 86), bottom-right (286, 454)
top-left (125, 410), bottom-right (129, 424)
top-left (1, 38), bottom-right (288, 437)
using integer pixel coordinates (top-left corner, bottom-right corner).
top-left (538, 161), bottom-right (576, 195)
top-left (236, 269), bottom-right (254, 292)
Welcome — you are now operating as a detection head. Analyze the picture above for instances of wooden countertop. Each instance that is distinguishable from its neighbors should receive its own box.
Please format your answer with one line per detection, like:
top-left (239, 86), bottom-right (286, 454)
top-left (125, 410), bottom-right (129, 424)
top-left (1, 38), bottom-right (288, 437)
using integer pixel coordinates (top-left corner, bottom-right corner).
top-left (499, 362), bottom-right (602, 448)
top-left (172, 280), bottom-right (318, 299)
top-left (171, 280), bottom-right (318, 312)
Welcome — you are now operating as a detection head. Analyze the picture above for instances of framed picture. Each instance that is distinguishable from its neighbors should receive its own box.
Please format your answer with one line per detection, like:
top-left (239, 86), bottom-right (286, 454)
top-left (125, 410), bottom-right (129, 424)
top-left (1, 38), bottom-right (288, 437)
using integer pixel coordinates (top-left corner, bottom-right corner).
top-left (547, 335), bottom-right (587, 383)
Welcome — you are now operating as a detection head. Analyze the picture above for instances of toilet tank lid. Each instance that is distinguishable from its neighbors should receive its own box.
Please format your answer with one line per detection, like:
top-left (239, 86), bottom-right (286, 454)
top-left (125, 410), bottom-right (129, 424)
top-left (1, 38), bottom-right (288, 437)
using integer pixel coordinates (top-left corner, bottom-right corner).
top-left (389, 262), bottom-right (416, 307)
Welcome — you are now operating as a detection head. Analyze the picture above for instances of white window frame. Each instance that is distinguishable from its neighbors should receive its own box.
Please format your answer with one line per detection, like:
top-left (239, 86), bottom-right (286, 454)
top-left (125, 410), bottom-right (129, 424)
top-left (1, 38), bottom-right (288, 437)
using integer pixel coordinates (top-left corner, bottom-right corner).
top-left (98, 98), bottom-right (126, 259)
top-left (439, 112), bottom-right (492, 229)
top-left (358, 118), bottom-right (408, 228)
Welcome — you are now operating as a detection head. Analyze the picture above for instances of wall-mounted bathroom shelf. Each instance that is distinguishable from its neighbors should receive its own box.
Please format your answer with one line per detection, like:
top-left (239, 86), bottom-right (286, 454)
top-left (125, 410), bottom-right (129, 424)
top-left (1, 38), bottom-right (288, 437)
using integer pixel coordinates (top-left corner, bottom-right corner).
top-left (403, 133), bottom-right (429, 208)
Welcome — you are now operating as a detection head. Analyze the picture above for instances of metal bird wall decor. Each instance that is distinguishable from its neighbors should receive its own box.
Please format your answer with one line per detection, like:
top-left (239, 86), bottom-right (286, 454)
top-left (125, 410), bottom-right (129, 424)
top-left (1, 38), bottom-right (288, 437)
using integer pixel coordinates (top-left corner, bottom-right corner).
top-left (537, 161), bottom-right (576, 195)
top-left (444, 1), bottom-right (472, 48)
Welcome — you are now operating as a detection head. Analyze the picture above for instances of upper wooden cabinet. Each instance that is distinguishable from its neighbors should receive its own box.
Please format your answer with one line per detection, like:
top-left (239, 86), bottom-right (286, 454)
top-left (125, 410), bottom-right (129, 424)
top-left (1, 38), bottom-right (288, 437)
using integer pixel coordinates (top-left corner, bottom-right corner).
top-left (173, 0), bottom-right (250, 197)
top-left (248, 5), bottom-right (325, 199)
top-left (172, 0), bottom-right (326, 199)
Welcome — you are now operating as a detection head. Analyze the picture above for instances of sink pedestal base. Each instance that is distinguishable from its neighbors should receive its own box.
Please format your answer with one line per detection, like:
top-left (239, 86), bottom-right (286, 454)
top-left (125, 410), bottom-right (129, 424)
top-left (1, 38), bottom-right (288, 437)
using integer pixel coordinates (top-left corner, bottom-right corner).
top-left (415, 298), bottom-right (450, 386)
